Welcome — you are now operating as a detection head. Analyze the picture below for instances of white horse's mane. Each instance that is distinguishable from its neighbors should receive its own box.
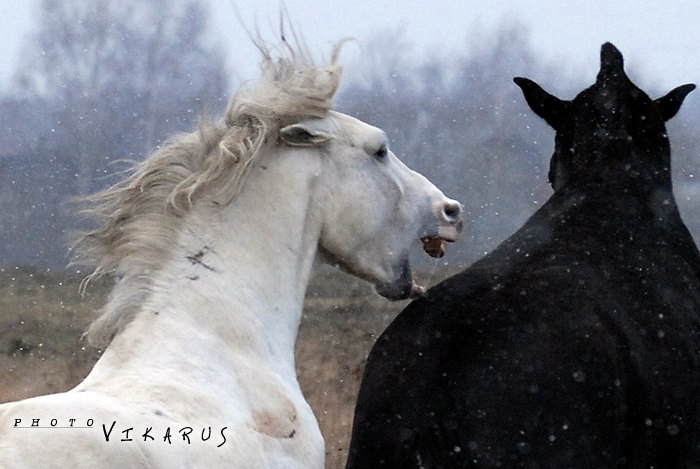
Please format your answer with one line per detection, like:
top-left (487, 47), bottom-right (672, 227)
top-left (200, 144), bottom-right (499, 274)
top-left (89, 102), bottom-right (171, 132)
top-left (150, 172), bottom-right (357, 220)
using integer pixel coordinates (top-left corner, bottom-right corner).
top-left (74, 38), bottom-right (345, 347)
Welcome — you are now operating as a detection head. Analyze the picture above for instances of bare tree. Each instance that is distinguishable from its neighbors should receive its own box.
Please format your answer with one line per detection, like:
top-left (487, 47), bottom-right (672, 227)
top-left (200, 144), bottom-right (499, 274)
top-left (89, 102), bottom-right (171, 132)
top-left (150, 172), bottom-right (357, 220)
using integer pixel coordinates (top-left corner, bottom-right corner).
top-left (0, 0), bottom-right (228, 267)
top-left (14, 0), bottom-right (228, 195)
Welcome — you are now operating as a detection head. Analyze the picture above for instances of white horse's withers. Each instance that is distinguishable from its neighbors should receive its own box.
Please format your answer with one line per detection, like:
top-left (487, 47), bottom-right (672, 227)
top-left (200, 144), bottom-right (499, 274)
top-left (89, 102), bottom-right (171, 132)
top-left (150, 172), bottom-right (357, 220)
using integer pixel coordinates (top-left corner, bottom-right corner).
top-left (0, 41), bottom-right (462, 468)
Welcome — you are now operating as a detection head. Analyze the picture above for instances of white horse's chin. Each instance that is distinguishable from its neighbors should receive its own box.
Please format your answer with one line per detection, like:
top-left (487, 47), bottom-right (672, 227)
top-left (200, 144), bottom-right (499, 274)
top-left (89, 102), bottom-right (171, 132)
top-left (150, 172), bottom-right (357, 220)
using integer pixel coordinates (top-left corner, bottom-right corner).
top-left (373, 259), bottom-right (423, 301)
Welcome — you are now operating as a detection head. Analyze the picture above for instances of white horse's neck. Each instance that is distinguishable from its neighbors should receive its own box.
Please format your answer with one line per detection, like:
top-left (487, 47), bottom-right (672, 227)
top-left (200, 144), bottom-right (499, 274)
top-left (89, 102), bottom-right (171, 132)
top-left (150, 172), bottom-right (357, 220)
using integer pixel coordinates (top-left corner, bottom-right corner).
top-left (66, 150), bottom-right (328, 466)
top-left (82, 150), bottom-right (323, 401)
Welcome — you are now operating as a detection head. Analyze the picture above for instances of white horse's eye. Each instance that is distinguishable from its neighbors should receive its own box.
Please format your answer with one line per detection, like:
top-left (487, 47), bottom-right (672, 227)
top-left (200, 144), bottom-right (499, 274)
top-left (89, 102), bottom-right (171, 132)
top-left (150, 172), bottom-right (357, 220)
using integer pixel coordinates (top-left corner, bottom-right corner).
top-left (374, 145), bottom-right (388, 161)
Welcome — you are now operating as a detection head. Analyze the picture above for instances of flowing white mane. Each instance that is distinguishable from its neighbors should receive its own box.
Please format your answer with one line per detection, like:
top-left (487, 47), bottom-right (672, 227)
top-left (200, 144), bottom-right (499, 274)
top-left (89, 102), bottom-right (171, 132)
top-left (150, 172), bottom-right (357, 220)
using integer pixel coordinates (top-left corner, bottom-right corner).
top-left (74, 41), bottom-right (345, 347)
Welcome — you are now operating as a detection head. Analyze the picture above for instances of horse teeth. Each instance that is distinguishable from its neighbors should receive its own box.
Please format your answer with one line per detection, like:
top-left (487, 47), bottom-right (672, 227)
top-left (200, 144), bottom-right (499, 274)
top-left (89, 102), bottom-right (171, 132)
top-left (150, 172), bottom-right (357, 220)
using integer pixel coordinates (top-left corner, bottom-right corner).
top-left (421, 237), bottom-right (446, 258)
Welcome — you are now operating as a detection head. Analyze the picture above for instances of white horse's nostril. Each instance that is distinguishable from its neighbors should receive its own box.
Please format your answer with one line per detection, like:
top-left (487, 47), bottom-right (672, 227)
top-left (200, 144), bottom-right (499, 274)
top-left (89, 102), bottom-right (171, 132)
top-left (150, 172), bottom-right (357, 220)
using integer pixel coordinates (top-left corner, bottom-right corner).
top-left (442, 201), bottom-right (462, 223)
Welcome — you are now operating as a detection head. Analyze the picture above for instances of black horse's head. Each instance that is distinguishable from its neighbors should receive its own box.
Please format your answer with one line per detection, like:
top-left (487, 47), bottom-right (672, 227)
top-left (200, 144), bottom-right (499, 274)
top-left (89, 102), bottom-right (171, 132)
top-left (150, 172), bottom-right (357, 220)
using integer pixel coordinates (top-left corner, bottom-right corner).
top-left (515, 43), bottom-right (694, 192)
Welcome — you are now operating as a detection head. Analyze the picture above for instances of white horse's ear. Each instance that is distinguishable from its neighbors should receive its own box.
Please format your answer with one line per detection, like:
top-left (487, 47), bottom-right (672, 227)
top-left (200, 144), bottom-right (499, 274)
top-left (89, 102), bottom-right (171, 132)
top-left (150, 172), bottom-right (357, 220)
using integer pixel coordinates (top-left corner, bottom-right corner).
top-left (279, 123), bottom-right (332, 147)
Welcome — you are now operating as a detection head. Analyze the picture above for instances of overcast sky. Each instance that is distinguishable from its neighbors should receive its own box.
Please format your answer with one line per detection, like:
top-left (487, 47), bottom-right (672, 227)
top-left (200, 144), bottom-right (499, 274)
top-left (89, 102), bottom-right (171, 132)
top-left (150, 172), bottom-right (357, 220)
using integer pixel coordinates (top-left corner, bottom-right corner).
top-left (0, 0), bottom-right (698, 98)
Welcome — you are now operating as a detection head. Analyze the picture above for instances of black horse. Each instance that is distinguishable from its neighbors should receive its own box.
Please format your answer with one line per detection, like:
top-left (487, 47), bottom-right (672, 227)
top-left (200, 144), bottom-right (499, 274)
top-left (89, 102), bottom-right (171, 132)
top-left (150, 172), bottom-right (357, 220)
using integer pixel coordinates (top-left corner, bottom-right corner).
top-left (346, 43), bottom-right (699, 468)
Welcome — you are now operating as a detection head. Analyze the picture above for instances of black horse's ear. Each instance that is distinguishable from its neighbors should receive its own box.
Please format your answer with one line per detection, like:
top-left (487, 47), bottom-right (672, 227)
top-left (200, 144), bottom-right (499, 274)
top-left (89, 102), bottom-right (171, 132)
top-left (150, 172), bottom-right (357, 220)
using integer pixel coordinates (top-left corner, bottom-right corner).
top-left (514, 77), bottom-right (569, 130)
top-left (655, 84), bottom-right (696, 121)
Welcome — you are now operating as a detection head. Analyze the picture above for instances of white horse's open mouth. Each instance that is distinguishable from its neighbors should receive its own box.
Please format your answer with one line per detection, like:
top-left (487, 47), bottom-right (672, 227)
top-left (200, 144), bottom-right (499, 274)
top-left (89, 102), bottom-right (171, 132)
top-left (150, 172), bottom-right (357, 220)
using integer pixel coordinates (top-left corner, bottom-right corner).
top-left (421, 236), bottom-right (451, 258)
top-left (408, 225), bottom-right (462, 296)
top-left (376, 234), bottom-right (460, 301)
top-left (421, 217), bottom-right (463, 258)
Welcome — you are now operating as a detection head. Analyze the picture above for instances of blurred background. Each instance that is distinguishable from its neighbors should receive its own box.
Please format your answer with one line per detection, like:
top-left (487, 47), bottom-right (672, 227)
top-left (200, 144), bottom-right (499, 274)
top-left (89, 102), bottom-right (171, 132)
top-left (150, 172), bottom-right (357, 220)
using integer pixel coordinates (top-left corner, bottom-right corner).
top-left (0, 0), bottom-right (698, 270)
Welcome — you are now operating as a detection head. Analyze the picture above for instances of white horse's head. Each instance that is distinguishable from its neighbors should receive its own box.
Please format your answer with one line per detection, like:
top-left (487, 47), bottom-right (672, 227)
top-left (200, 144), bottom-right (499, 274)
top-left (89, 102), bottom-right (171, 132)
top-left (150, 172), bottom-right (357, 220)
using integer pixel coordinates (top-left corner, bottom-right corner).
top-left (280, 111), bottom-right (462, 300)
top-left (75, 39), bottom-right (463, 347)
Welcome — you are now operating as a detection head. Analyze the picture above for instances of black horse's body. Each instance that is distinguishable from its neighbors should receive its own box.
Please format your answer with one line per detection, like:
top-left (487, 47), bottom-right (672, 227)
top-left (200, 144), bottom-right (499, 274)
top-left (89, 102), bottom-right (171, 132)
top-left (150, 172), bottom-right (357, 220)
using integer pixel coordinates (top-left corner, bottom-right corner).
top-left (347, 44), bottom-right (699, 468)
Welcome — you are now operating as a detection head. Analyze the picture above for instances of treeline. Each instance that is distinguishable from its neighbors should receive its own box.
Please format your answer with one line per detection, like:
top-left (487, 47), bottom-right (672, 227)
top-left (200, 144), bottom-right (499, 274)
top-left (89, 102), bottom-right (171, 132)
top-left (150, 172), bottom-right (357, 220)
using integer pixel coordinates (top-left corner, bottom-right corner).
top-left (0, 0), bottom-right (229, 267)
top-left (338, 26), bottom-right (700, 265)
top-left (1, 1), bottom-right (698, 269)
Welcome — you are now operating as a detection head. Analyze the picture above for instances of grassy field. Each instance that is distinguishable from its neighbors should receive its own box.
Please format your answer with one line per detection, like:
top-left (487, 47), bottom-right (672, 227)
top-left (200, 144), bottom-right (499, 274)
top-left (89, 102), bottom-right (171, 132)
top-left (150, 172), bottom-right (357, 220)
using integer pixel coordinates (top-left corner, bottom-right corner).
top-left (0, 263), bottom-right (459, 468)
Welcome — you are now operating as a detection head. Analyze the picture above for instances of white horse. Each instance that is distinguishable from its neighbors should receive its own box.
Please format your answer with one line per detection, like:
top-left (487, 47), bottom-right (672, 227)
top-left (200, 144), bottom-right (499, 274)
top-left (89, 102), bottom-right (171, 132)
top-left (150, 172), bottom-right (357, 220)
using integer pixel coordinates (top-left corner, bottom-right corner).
top-left (0, 41), bottom-right (462, 468)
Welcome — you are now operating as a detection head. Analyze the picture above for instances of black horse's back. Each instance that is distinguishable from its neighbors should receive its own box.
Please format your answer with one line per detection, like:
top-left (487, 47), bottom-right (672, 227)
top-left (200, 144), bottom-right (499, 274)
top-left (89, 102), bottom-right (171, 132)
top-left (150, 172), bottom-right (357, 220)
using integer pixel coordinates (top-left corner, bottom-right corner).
top-left (347, 43), bottom-right (700, 468)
